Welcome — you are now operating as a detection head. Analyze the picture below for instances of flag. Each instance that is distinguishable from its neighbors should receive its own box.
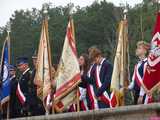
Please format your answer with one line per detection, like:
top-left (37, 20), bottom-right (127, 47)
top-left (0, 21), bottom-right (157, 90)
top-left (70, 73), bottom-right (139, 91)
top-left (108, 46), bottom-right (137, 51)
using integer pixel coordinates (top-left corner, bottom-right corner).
top-left (142, 12), bottom-right (160, 93)
top-left (54, 18), bottom-right (81, 112)
top-left (34, 18), bottom-right (53, 111)
top-left (0, 34), bottom-right (10, 105)
top-left (110, 19), bottom-right (129, 107)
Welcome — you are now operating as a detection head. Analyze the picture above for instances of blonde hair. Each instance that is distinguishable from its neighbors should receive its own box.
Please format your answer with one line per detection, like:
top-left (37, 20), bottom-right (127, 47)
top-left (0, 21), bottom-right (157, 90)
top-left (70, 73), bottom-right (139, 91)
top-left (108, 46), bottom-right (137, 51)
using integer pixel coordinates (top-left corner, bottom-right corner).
top-left (137, 41), bottom-right (150, 50)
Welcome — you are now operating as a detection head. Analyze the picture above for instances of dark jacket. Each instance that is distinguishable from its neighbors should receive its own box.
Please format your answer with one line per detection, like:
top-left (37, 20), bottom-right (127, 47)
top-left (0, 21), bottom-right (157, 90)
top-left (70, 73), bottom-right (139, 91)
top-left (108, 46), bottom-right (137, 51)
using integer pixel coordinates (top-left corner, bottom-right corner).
top-left (82, 59), bottom-right (113, 108)
top-left (10, 76), bottom-right (21, 118)
top-left (18, 69), bottom-right (37, 116)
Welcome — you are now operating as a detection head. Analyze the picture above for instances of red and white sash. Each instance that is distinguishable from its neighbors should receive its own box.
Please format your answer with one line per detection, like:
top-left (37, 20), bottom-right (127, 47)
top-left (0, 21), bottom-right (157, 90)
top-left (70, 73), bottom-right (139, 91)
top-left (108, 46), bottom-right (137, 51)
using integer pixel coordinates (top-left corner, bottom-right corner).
top-left (87, 65), bottom-right (99, 110)
top-left (16, 83), bottom-right (26, 105)
top-left (132, 59), bottom-right (147, 88)
top-left (95, 58), bottom-right (115, 108)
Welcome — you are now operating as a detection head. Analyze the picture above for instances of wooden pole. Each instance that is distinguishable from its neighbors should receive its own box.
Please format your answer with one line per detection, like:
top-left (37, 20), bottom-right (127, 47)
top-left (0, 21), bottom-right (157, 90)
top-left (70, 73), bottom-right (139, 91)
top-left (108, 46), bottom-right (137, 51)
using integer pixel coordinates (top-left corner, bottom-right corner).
top-left (76, 87), bottom-right (80, 112)
top-left (6, 101), bottom-right (10, 119)
top-left (43, 6), bottom-right (55, 114)
top-left (72, 21), bottom-right (80, 112)
top-left (7, 31), bottom-right (11, 119)
top-left (70, 17), bottom-right (80, 112)
top-left (123, 8), bottom-right (129, 106)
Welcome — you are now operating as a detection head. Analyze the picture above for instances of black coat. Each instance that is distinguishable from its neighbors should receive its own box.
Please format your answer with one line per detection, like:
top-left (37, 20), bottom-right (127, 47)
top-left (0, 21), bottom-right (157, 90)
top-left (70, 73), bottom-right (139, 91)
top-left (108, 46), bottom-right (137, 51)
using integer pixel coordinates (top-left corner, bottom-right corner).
top-left (18, 69), bottom-right (45, 116)
top-left (10, 76), bottom-right (21, 118)
top-left (18, 69), bottom-right (37, 116)
top-left (82, 59), bottom-right (113, 109)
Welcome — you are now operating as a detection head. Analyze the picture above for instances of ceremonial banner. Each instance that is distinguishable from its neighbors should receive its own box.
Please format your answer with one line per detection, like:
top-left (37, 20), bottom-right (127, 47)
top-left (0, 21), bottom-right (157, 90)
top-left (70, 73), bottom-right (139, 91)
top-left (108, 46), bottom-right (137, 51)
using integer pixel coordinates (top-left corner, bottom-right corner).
top-left (34, 18), bottom-right (52, 110)
top-left (110, 19), bottom-right (129, 107)
top-left (54, 18), bottom-right (81, 112)
top-left (0, 35), bottom-right (10, 105)
top-left (143, 12), bottom-right (160, 92)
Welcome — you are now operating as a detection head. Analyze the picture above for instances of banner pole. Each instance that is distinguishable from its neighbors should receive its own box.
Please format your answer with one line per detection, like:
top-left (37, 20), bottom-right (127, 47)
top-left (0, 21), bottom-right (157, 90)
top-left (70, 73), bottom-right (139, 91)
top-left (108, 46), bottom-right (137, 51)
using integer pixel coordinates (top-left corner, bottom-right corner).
top-left (7, 30), bottom-right (11, 119)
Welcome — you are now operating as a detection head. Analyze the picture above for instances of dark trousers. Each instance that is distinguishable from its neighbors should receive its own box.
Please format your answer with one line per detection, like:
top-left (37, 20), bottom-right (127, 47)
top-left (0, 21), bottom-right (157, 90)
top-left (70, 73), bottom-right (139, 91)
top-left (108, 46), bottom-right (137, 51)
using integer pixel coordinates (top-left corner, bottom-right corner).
top-left (133, 89), bottom-right (140, 105)
top-left (98, 101), bottom-right (110, 109)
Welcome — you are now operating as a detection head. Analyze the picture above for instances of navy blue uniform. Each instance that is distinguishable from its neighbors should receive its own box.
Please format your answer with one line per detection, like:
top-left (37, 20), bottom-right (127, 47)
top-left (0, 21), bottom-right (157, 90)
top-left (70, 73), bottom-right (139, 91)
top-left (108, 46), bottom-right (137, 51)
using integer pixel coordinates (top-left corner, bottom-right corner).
top-left (17, 68), bottom-right (41, 116)
top-left (94, 59), bottom-right (113, 108)
top-left (128, 58), bottom-right (147, 104)
top-left (82, 59), bottom-right (113, 109)
top-left (81, 64), bottom-right (99, 109)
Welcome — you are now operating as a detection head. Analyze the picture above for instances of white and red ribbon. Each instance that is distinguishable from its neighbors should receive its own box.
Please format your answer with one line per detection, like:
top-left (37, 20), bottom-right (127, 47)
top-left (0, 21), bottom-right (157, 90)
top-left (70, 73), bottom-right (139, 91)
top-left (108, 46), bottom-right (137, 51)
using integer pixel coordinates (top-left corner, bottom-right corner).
top-left (95, 59), bottom-right (117, 107)
top-left (16, 83), bottom-right (26, 105)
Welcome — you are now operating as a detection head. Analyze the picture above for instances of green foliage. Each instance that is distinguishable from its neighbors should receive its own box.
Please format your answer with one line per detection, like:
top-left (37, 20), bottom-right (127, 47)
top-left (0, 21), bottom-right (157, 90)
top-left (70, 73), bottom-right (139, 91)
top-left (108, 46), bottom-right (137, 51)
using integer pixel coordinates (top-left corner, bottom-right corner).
top-left (0, 1), bottom-right (158, 72)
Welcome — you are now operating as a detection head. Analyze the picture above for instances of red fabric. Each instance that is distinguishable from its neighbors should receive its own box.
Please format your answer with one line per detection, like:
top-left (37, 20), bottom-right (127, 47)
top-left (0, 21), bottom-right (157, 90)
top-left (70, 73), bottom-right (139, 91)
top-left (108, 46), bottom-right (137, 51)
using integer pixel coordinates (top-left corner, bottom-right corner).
top-left (86, 85), bottom-right (95, 110)
top-left (99, 95), bottom-right (110, 105)
top-left (16, 89), bottom-right (25, 105)
top-left (54, 73), bottom-right (81, 98)
top-left (143, 64), bottom-right (160, 90)
top-left (16, 83), bottom-right (25, 105)
top-left (143, 12), bottom-right (160, 90)
top-left (80, 101), bottom-right (87, 111)
top-left (147, 96), bottom-right (153, 104)
top-left (67, 20), bottom-right (77, 56)
top-left (134, 65), bottom-right (142, 87)
top-left (56, 101), bottom-right (64, 109)
top-left (68, 104), bottom-right (76, 112)
top-left (95, 65), bottom-right (110, 106)
top-left (110, 93), bottom-right (117, 107)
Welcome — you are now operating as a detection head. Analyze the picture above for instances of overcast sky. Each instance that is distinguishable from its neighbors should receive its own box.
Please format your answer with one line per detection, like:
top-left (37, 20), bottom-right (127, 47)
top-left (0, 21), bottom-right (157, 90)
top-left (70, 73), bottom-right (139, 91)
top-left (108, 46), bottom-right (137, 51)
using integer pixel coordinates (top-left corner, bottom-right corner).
top-left (0, 0), bottom-right (142, 27)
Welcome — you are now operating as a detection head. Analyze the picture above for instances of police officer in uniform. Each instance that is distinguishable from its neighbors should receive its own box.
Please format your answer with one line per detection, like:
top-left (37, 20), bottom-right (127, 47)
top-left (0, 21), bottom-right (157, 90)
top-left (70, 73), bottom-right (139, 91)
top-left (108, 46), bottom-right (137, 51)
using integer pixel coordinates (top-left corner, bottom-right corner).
top-left (16, 57), bottom-right (39, 117)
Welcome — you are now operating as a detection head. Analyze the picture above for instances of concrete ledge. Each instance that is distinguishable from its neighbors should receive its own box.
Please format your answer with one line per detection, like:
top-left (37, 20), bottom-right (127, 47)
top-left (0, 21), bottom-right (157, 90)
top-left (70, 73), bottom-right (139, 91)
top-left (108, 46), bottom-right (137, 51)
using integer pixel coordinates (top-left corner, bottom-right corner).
top-left (12, 103), bottom-right (160, 120)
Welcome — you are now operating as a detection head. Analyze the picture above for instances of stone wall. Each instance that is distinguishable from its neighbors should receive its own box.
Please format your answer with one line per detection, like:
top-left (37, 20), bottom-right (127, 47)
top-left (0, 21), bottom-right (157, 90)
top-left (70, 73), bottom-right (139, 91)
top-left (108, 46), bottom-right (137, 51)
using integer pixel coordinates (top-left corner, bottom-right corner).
top-left (13, 103), bottom-right (160, 120)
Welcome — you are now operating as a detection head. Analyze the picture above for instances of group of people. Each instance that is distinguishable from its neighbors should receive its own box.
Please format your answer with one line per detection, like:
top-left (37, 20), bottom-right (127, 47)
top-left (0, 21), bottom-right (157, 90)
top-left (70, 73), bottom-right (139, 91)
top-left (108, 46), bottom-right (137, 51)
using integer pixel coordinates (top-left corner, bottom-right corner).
top-left (68, 40), bottom-right (153, 112)
top-left (1, 55), bottom-right (46, 118)
top-left (0, 40), bottom-right (158, 119)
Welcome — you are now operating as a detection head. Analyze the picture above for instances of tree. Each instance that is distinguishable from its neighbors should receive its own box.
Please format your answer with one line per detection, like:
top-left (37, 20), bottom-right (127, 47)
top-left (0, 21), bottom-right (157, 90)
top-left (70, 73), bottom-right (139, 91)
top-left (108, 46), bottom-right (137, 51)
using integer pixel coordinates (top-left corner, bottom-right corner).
top-left (0, 0), bottom-right (158, 72)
